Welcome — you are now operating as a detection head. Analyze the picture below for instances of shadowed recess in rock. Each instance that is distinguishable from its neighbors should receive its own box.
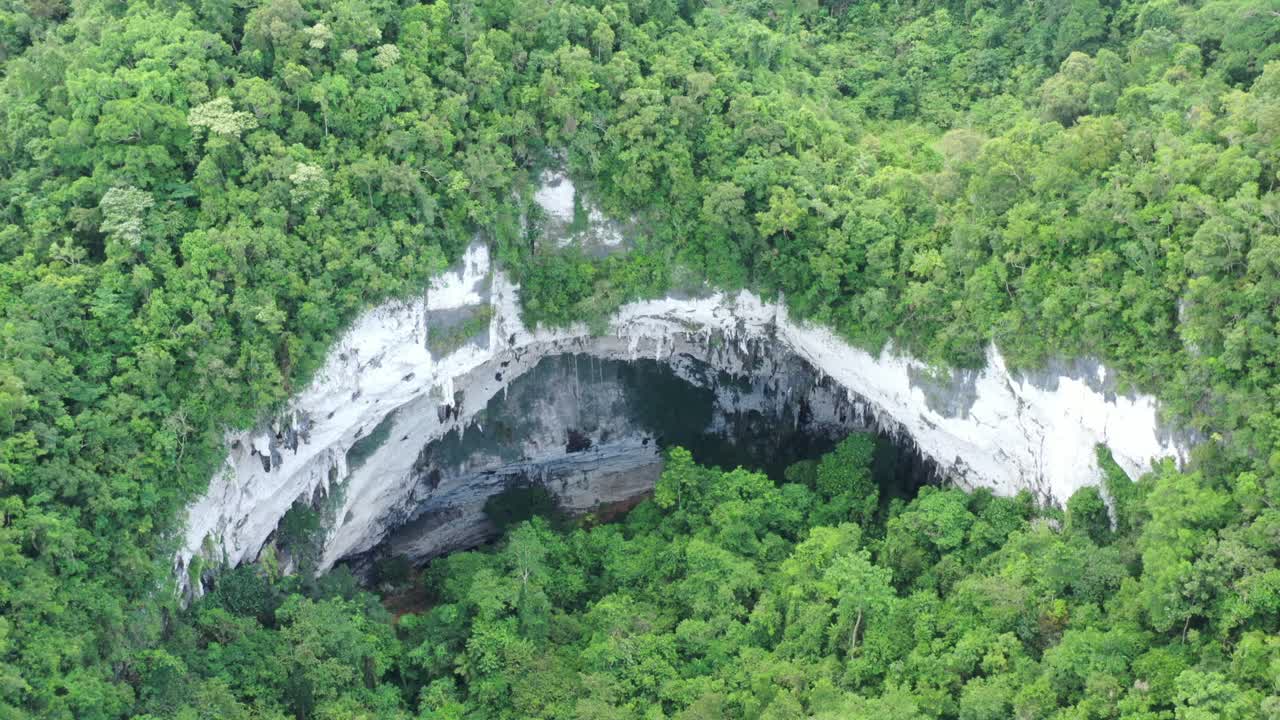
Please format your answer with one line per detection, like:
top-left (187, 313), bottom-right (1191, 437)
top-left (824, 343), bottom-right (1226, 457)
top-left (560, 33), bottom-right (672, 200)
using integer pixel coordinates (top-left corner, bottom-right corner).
top-left (345, 352), bottom-right (935, 575)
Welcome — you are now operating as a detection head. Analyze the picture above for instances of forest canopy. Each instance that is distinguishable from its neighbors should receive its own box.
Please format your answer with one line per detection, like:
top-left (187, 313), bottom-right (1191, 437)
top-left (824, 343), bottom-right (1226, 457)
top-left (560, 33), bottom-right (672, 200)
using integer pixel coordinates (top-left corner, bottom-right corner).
top-left (1, 0), bottom-right (1280, 717)
top-left (137, 442), bottom-right (1280, 718)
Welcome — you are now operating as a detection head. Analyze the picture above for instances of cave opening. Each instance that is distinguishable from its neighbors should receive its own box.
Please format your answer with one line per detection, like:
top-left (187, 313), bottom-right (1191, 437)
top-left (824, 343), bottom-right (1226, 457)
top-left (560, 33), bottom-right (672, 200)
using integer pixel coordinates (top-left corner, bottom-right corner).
top-left (343, 348), bottom-right (939, 580)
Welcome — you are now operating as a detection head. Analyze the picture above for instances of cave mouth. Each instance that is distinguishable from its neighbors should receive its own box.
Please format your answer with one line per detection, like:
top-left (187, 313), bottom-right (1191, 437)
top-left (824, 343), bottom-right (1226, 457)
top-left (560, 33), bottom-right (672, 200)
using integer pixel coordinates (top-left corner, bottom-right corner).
top-left (344, 349), bottom-right (937, 576)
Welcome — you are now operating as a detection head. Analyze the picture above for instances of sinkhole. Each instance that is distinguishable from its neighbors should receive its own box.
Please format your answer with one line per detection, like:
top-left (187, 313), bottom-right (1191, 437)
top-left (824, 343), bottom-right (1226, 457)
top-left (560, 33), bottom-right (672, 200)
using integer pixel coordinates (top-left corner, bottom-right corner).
top-left (335, 348), bottom-right (939, 578)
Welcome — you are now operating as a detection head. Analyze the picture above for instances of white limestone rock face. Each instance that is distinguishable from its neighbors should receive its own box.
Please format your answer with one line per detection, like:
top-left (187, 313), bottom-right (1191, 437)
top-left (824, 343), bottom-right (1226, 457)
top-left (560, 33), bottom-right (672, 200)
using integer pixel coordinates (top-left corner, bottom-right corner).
top-left (532, 170), bottom-right (629, 255)
top-left (176, 180), bottom-right (1191, 595)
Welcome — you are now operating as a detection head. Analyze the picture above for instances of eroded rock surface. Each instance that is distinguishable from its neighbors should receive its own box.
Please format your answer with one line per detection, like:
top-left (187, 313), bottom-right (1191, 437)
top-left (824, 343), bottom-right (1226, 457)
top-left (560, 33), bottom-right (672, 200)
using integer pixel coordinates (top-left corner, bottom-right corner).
top-left (365, 350), bottom-right (878, 567)
top-left (176, 175), bottom-right (1190, 596)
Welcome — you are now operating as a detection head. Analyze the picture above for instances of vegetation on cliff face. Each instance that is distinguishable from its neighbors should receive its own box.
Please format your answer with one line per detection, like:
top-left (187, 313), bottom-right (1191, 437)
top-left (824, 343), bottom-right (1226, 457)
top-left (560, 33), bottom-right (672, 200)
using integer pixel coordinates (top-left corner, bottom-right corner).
top-left (0, 0), bottom-right (1278, 716)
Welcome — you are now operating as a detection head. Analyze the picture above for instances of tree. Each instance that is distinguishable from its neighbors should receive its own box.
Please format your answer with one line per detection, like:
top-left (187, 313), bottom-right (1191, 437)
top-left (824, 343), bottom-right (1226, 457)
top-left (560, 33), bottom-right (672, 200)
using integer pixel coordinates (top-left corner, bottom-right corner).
top-left (1065, 485), bottom-right (1112, 545)
top-left (821, 550), bottom-right (895, 657)
top-left (503, 523), bottom-right (552, 640)
top-left (98, 186), bottom-right (155, 251)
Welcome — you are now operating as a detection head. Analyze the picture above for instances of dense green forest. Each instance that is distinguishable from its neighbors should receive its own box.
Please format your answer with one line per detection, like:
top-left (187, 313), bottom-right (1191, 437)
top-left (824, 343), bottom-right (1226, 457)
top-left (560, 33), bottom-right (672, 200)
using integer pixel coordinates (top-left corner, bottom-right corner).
top-left (1, 0), bottom-right (1279, 717)
top-left (137, 441), bottom-right (1280, 718)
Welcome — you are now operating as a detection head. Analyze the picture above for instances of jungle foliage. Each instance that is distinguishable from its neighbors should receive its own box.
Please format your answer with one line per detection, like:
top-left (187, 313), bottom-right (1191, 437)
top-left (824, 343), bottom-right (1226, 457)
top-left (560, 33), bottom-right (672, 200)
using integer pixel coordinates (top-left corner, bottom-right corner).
top-left (150, 441), bottom-right (1280, 719)
top-left (2, 0), bottom-right (1280, 717)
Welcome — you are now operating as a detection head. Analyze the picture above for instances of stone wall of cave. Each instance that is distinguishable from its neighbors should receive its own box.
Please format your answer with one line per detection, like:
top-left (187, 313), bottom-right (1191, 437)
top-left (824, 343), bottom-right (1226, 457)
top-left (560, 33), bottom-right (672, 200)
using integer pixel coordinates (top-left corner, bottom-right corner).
top-left (340, 348), bottom-right (938, 574)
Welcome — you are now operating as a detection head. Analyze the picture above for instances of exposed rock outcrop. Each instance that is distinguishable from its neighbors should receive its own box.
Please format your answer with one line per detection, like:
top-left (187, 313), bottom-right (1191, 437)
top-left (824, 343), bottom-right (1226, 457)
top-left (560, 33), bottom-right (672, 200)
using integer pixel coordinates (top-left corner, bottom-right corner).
top-left (175, 177), bottom-right (1190, 597)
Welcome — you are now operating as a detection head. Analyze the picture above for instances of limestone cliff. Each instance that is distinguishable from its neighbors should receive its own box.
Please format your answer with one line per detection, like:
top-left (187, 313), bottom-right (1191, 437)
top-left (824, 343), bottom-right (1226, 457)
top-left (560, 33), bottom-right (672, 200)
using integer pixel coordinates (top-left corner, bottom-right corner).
top-left (175, 177), bottom-right (1189, 596)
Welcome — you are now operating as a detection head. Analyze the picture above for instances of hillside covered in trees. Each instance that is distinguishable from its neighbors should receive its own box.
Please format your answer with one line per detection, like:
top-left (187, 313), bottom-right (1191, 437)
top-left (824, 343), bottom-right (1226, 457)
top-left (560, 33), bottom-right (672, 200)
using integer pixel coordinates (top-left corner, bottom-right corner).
top-left (1, 0), bottom-right (1279, 718)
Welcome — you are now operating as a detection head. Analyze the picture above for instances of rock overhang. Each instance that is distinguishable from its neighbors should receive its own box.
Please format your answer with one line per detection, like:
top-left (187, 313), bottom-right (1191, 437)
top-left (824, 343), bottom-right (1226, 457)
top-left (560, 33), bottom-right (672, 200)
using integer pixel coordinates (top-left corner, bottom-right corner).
top-left (175, 175), bottom-right (1191, 597)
